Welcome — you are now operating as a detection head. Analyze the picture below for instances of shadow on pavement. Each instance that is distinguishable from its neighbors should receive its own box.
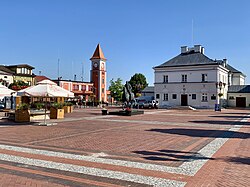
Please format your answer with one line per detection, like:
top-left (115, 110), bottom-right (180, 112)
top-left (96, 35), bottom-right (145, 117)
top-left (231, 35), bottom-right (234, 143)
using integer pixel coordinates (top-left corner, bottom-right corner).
top-left (209, 115), bottom-right (248, 119)
top-left (147, 128), bottom-right (250, 139)
top-left (223, 156), bottom-right (250, 165)
top-left (190, 120), bottom-right (250, 126)
top-left (133, 149), bottom-right (214, 162)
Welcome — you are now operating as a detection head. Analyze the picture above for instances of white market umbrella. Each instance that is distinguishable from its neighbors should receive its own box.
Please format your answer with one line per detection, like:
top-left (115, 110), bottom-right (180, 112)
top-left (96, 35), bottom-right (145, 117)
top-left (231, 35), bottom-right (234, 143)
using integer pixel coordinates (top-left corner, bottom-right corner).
top-left (17, 80), bottom-right (74, 125)
top-left (0, 84), bottom-right (16, 99)
top-left (18, 80), bottom-right (74, 98)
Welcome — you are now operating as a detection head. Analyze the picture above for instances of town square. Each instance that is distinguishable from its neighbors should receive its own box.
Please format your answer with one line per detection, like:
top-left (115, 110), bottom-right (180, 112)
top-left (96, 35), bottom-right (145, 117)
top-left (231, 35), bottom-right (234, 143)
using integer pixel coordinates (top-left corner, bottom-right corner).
top-left (0, 0), bottom-right (250, 186)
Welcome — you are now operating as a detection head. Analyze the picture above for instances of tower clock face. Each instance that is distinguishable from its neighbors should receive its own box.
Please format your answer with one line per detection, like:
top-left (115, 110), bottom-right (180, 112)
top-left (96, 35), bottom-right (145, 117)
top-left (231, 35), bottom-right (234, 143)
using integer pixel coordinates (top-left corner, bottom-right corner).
top-left (93, 62), bottom-right (98, 68)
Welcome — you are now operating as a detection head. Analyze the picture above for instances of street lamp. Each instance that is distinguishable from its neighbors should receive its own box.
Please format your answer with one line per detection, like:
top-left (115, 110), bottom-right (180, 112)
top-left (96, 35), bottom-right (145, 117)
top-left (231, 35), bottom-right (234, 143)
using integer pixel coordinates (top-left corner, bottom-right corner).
top-left (91, 86), bottom-right (96, 106)
top-left (215, 81), bottom-right (226, 111)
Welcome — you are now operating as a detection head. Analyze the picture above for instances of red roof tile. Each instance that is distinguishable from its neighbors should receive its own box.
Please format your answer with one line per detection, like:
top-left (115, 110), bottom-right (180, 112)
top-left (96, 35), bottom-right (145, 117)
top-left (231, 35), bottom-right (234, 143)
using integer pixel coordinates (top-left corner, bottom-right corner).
top-left (90, 44), bottom-right (107, 61)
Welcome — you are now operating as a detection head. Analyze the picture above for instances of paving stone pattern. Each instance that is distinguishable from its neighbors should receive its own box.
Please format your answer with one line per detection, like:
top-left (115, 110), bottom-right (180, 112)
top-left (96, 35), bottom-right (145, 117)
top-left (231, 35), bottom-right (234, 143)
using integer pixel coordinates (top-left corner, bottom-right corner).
top-left (0, 108), bottom-right (249, 186)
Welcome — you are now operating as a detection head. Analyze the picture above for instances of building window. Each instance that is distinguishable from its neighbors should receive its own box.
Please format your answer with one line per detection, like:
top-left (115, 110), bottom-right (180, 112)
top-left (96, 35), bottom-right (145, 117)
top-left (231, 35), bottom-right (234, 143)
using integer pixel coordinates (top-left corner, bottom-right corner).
top-left (102, 88), bottom-right (104, 93)
top-left (73, 84), bottom-right (79, 91)
top-left (202, 93), bottom-right (208, 102)
top-left (202, 74), bottom-right (207, 82)
top-left (163, 75), bottom-right (168, 83)
top-left (163, 93), bottom-right (168, 101)
top-left (156, 94), bottom-right (160, 99)
top-left (21, 68), bottom-right (25, 74)
top-left (81, 85), bottom-right (86, 91)
top-left (102, 79), bottom-right (105, 84)
top-left (192, 94), bottom-right (196, 100)
top-left (211, 95), bottom-right (216, 100)
top-left (229, 96), bottom-right (235, 100)
top-left (172, 94), bottom-right (177, 99)
top-left (181, 74), bottom-right (187, 82)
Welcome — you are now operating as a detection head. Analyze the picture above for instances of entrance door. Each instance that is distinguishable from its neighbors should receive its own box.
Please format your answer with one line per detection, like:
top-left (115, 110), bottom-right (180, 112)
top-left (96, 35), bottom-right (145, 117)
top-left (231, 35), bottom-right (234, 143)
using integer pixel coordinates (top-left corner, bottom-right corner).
top-left (181, 94), bottom-right (188, 106)
top-left (236, 97), bottom-right (246, 107)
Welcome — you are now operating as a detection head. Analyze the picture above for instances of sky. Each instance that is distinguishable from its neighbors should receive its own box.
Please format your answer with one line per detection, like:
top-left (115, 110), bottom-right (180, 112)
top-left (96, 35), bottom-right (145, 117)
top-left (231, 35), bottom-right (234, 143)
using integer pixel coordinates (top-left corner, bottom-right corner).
top-left (0, 0), bottom-right (250, 86)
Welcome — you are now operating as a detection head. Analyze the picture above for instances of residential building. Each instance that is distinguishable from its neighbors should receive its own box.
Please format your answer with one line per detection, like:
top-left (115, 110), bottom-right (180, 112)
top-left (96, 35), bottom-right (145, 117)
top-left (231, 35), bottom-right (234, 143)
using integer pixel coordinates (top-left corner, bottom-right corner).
top-left (0, 65), bottom-right (14, 87)
top-left (153, 45), bottom-right (246, 108)
top-left (5, 64), bottom-right (35, 86)
top-left (227, 85), bottom-right (250, 107)
top-left (53, 79), bottom-right (93, 101)
top-left (141, 86), bottom-right (154, 97)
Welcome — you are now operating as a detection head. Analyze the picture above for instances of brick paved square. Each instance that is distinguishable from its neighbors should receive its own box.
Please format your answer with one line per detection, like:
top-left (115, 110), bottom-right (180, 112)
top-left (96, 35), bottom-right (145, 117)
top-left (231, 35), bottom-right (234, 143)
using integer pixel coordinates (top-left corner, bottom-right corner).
top-left (0, 107), bottom-right (249, 186)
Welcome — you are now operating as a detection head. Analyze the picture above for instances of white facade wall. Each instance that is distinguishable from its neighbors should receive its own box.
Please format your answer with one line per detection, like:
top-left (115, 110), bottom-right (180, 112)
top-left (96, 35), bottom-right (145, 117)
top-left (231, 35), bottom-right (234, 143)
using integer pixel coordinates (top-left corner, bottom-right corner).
top-left (228, 93), bottom-right (250, 107)
top-left (0, 73), bottom-right (13, 86)
top-left (231, 73), bottom-right (245, 85)
top-left (154, 65), bottom-right (229, 108)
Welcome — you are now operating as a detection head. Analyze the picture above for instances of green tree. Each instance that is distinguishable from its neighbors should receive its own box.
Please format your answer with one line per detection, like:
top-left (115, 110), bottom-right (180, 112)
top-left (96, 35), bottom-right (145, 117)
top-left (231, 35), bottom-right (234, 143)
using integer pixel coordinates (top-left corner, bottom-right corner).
top-left (129, 73), bottom-right (148, 96)
top-left (109, 78), bottom-right (124, 102)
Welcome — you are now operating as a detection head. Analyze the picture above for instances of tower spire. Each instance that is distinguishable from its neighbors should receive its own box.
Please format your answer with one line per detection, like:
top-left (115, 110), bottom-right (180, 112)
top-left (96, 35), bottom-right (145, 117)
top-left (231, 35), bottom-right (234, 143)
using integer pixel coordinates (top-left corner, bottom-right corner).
top-left (90, 44), bottom-right (107, 61)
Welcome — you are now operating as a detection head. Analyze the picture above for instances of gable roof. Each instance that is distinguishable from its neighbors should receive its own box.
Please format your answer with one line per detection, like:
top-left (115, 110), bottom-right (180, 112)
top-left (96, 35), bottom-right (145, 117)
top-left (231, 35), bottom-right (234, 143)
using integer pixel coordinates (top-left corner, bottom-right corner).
top-left (226, 64), bottom-right (245, 75)
top-left (0, 65), bottom-right (14, 74)
top-left (90, 44), bottom-right (107, 61)
top-left (155, 51), bottom-right (216, 68)
top-left (6, 64), bottom-right (34, 69)
top-left (228, 85), bottom-right (250, 93)
top-left (35, 75), bottom-right (50, 83)
top-left (154, 48), bottom-right (245, 76)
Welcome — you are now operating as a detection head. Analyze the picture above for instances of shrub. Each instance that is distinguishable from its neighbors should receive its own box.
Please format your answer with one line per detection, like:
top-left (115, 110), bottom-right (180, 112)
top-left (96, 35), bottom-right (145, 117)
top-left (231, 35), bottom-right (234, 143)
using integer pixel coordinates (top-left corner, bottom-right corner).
top-left (51, 102), bottom-right (64, 109)
top-left (18, 103), bottom-right (30, 110)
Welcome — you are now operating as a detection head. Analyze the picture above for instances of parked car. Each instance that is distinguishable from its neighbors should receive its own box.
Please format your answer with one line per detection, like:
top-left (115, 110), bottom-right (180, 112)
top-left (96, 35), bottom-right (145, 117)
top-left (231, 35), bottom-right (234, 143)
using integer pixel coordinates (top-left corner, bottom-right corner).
top-left (135, 98), bottom-right (159, 109)
top-left (0, 102), bottom-right (5, 110)
top-left (143, 100), bottom-right (159, 109)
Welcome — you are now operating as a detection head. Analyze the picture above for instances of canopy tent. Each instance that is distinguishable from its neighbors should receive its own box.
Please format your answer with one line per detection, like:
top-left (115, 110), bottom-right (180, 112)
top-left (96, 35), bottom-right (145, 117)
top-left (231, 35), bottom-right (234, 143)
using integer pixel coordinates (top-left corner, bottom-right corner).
top-left (17, 80), bottom-right (74, 98)
top-left (17, 80), bottom-right (74, 125)
top-left (0, 84), bottom-right (16, 100)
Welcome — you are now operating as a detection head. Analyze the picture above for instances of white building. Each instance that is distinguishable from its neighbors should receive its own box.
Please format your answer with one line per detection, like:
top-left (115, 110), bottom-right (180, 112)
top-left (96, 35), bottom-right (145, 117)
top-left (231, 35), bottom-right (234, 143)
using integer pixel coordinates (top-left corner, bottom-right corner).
top-left (153, 45), bottom-right (246, 108)
top-left (0, 65), bottom-right (14, 87)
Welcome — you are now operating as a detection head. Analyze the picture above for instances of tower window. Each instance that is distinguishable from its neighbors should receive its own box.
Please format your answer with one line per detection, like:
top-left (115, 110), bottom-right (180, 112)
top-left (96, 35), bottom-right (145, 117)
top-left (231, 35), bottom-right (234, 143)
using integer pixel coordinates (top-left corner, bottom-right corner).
top-left (102, 79), bottom-right (104, 84)
top-left (102, 88), bottom-right (104, 93)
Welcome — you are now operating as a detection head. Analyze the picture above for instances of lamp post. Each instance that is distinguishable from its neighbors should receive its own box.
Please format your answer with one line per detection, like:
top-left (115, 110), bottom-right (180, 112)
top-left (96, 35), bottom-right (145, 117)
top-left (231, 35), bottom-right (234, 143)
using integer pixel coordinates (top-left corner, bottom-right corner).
top-left (215, 81), bottom-right (225, 111)
top-left (91, 86), bottom-right (96, 107)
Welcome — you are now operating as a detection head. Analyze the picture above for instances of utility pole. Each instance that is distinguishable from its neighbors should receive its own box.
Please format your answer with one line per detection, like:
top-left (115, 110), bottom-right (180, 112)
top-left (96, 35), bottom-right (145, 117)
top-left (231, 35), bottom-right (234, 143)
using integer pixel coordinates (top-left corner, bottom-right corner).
top-left (81, 61), bottom-right (84, 82)
top-left (57, 58), bottom-right (60, 79)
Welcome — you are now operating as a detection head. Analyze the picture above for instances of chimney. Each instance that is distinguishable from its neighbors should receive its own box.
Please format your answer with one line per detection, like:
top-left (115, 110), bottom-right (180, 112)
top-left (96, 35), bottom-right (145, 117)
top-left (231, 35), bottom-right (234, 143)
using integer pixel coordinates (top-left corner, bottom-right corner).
top-left (181, 46), bottom-right (188, 54)
top-left (201, 47), bottom-right (205, 54)
top-left (194, 45), bottom-right (202, 53)
top-left (222, 59), bottom-right (227, 67)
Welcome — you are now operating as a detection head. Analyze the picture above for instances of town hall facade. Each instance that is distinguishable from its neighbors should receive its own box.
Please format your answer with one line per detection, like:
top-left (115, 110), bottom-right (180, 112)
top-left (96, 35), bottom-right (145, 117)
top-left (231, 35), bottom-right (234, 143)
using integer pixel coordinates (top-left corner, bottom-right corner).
top-left (153, 45), bottom-right (246, 108)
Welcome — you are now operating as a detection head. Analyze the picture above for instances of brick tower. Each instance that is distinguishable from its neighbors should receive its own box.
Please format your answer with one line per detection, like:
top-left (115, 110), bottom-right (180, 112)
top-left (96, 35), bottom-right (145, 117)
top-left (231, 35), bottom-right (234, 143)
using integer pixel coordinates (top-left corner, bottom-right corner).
top-left (90, 44), bottom-right (107, 102)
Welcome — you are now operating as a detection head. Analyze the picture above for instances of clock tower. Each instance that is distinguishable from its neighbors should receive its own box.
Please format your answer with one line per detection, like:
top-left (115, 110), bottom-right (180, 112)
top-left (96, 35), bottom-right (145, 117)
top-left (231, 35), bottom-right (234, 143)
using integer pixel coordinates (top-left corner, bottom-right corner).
top-left (90, 44), bottom-right (107, 102)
